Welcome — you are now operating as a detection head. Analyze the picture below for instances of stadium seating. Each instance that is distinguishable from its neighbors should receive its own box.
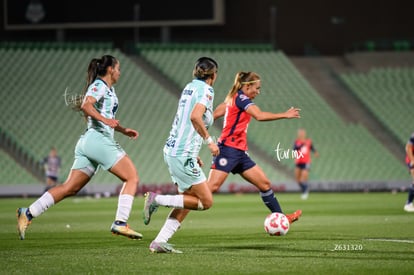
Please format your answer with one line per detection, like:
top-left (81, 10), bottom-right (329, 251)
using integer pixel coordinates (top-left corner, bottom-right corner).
top-left (0, 150), bottom-right (38, 184)
top-left (0, 42), bottom-right (409, 188)
top-left (0, 43), bottom-right (289, 187)
top-left (0, 45), bottom-right (173, 185)
top-left (139, 45), bottom-right (407, 181)
top-left (340, 67), bottom-right (413, 145)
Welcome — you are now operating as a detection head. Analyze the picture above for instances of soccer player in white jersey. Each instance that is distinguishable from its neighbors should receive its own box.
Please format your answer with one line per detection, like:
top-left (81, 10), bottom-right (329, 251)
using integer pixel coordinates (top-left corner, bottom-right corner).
top-left (143, 57), bottom-right (219, 253)
top-left (17, 55), bottom-right (143, 240)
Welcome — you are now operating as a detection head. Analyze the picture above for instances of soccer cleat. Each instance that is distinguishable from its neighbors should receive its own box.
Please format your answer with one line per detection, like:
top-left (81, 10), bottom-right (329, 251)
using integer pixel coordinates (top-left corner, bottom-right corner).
top-left (404, 203), bottom-right (414, 212)
top-left (149, 241), bottom-right (183, 254)
top-left (143, 192), bottom-right (159, 225)
top-left (16, 208), bottom-right (32, 240)
top-left (286, 209), bottom-right (302, 224)
top-left (110, 222), bottom-right (143, 240)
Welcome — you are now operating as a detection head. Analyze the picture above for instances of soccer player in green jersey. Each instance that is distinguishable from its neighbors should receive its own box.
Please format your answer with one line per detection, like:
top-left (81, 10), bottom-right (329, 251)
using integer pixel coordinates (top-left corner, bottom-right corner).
top-left (17, 55), bottom-right (143, 240)
top-left (143, 57), bottom-right (219, 253)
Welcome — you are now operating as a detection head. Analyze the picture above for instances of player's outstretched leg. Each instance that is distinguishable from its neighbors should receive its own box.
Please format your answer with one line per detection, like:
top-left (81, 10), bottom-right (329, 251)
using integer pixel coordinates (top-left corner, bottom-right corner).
top-left (109, 156), bottom-right (143, 239)
top-left (149, 209), bottom-right (189, 254)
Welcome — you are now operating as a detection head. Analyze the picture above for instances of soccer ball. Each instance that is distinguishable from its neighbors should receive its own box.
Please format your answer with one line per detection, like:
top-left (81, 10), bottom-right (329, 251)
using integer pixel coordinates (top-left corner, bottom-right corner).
top-left (264, 212), bottom-right (290, 236)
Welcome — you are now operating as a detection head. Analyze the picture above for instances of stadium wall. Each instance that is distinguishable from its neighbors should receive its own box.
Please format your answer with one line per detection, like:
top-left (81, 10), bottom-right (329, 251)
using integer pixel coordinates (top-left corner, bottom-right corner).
top-left (0, 180), bottom-right (411, 197)
top-left (1, 0), bottom-right (413, 54)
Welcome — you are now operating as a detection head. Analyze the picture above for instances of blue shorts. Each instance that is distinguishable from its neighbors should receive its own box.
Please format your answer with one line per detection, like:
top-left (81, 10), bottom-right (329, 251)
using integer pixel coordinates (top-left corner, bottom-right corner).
top-left (296, 163), bottom-right (311, 170)
top-left (72, 129), bottom-right (126, 174)
top-left (212, 144), bottom-right (256, 174)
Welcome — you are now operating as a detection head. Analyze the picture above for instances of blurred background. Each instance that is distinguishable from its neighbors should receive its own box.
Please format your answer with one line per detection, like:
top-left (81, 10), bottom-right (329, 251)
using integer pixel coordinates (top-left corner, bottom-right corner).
top-left (0, 0), bottom-right (413, 197)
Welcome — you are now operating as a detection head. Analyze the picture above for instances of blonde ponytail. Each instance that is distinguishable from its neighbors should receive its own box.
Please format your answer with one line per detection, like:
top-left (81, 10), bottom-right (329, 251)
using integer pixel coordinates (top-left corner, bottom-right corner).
top-left (225, 72), bottom-right (261, 104)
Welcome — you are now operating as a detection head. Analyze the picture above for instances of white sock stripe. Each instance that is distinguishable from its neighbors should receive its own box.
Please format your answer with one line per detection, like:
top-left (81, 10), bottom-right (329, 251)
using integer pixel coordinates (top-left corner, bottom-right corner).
top-left (260, 189), bottom-right (274, 197)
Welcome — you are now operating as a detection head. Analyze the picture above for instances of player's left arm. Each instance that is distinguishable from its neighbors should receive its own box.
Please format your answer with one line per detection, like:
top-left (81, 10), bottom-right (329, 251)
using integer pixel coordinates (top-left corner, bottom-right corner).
top-left (246, 105), bottom-right (301, 121)
top-left (115, 125), bottom-right (139, 139)
top-left (213, 102), bottom-right (226, 120)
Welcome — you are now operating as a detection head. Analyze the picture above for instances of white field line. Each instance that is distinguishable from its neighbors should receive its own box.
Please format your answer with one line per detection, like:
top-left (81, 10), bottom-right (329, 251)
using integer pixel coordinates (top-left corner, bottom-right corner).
top-left (364, 238), bottom-right (414, 244)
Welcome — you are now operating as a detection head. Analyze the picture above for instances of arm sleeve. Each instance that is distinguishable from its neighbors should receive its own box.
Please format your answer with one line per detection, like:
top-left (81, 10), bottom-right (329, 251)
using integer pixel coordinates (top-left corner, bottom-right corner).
top-left (85, 82), bottom-right (105, 102)
top-left (235, 93), bottom-right (255, 111)
top-left (196, 86), bottom-right (214, 108)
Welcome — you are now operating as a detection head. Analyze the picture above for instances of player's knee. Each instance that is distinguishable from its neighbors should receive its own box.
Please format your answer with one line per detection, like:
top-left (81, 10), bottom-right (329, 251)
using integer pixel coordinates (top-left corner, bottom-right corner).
top-left (261, 179), bottom-right (272, 190)
top-left (132, 174), bottom-right (139, 186)
top-left (208, 180), bottom-right (222, 193)
top-left (199, 197), bottom-right (213, 210)
top-left (125, 174), bottom-right (139, 187)
top-left (124, 174), bottom-right (139, 194)
top-left (209, 183), bottom-right (220, 193)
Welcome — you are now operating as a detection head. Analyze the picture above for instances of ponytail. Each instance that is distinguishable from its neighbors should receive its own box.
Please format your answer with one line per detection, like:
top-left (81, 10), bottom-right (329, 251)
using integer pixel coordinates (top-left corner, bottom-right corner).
top-left (73, 55), bottom-right (118, 111)
top-left (193, 57), bottom-right (218, 80)
top-left (225, 71), bottom-right (261, 104)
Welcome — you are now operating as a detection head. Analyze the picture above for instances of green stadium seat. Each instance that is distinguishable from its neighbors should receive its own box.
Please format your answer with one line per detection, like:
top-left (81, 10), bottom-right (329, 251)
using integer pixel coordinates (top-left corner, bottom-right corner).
top-left (340, 67), bottom-right (413, 145)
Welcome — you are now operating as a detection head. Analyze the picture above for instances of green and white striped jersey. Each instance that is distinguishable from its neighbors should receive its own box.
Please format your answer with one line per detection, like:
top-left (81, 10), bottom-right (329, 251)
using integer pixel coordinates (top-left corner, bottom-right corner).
top-left (84, 78), bottom-right (119, 138)
top-left (164, 79), bottom-right (214, 157)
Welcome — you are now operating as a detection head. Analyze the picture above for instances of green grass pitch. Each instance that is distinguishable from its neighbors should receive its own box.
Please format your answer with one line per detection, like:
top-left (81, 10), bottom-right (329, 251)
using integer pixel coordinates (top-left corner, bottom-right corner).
top-left (0, 193), bottom-right (413, 274)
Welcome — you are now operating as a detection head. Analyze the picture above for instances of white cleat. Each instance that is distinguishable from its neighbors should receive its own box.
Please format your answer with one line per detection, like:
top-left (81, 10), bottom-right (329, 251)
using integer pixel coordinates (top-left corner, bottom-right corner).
top-left (404, 203), bottom-right (414, 212)
top-left (149, 241), bottom-right (183, 254)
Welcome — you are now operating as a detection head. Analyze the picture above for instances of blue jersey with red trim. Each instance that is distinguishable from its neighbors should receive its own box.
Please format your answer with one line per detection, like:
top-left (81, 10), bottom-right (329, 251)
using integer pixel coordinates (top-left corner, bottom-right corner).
top-left (218, 90), bottom-right (255, 151)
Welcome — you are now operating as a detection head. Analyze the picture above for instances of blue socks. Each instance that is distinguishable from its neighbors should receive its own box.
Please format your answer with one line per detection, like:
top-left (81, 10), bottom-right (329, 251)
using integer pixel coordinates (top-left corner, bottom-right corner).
top-left (299, 182), bottom-right (308, 193)
top-left (260, 189), bottom-right (282, 213)
top-left (407, 184), bottom-right (414, 204)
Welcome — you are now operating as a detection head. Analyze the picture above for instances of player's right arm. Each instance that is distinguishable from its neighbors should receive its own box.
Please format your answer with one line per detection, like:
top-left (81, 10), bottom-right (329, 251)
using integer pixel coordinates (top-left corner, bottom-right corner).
top-left (246, 105), bottom-right (301, 121)
top-left (81, 96), bottom-right (119, 128)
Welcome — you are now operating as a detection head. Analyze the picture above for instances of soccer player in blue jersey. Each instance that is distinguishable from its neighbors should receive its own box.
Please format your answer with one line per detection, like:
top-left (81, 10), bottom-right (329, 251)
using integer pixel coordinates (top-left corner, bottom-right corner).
top-left (17, 55), bottom-right (143, 240)
top-left (143, 57), bottom-right (219, 253)
top-left (209, 72), bottom-right (301, 222)
top-left (404, 132), bottom-right (414, 212)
